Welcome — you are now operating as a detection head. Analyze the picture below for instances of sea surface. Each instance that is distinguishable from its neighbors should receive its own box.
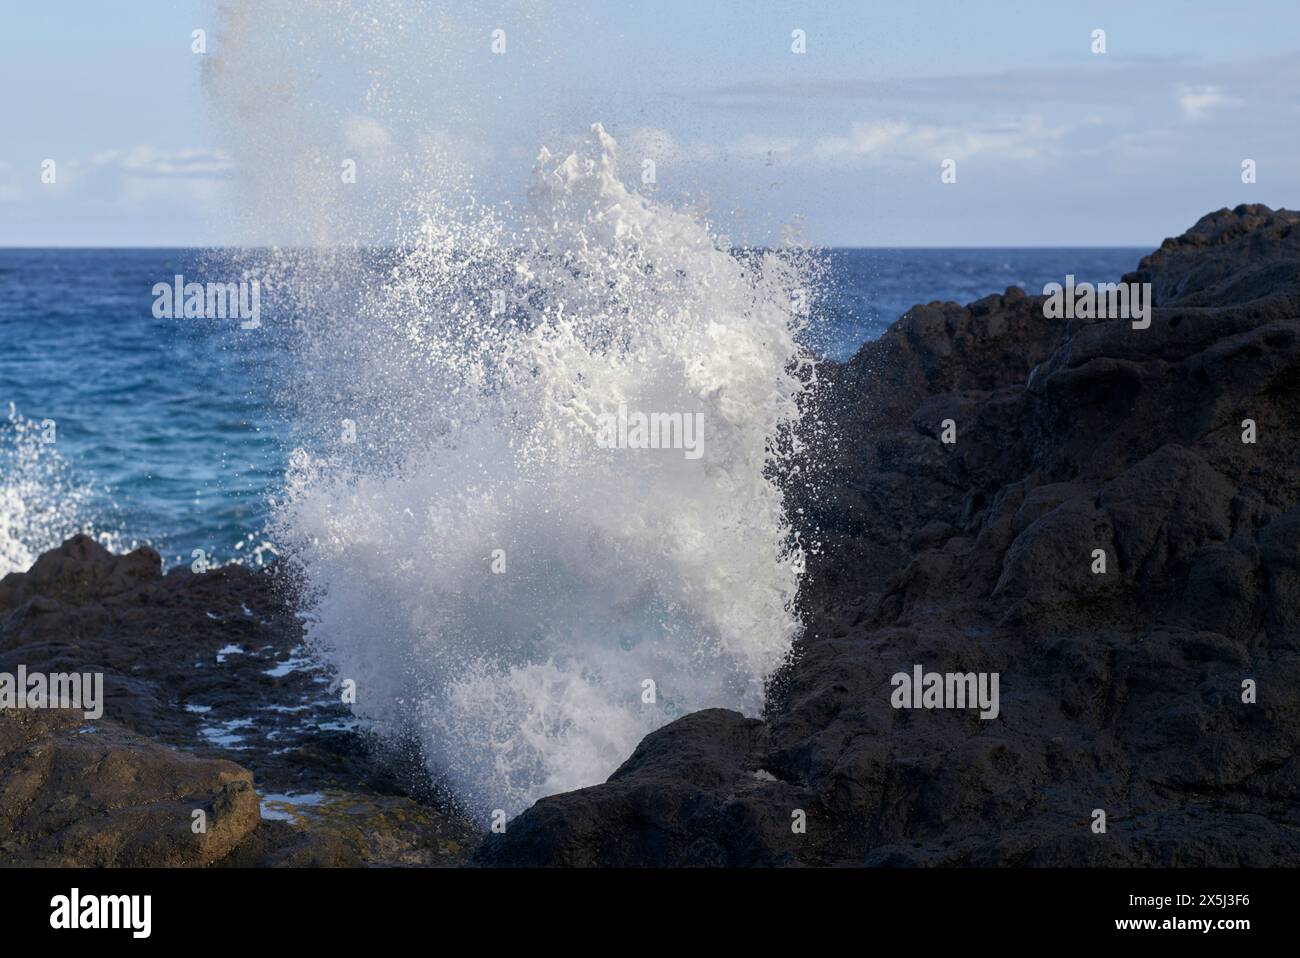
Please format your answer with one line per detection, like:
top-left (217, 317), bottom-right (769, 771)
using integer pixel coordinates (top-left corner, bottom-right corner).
top-left (0, 246), bottom-right (1143, 576)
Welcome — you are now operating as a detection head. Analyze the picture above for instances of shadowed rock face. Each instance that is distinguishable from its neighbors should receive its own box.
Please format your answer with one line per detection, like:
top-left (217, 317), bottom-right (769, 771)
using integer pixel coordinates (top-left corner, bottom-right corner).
top-left (0, 535), bottom-right (339, 775)
top-left (475, 204), bottom-right (1300, 867)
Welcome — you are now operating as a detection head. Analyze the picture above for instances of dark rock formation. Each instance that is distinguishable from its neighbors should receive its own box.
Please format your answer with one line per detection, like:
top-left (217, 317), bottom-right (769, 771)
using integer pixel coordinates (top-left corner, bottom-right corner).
top-left (0, 536), bottom-right (477, 866)
top-left (0, 708), bottom-right (260, 867)
top-left (476, 204), bottom-right (1300, 866)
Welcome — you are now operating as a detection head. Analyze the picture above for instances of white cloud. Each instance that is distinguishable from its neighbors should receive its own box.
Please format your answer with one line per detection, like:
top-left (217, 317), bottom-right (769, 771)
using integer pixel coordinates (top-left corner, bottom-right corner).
top-left (91, 146), bottom-right (234, 178)
top-left (809, 116), bottom-right (1066, 166)
top-left (0, 147), bottom-right (234, 233)
top-left (1178, 85), bottom-right (1233, 120)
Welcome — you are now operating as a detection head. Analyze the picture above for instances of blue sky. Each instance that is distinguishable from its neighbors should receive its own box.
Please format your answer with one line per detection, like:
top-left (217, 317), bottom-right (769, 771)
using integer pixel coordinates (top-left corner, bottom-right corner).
top-left (2, 0), bottom-right (1298, 246)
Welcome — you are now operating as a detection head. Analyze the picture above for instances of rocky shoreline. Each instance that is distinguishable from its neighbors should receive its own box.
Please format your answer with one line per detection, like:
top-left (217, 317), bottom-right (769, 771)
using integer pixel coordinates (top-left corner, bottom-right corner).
top-left (4, 204), bottom-right (1298, 867)
top-left (0, 536), bottom-right (478, 866)
top-left (474, 204), bottom-right (1300, 866)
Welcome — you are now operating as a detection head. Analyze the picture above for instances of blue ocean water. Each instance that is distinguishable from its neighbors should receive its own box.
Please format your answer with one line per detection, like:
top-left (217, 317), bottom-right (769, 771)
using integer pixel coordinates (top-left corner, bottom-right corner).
top-left (0, 249), bottom-right (286, 573)
top-left (0, 246), bottom-right (1142, 573)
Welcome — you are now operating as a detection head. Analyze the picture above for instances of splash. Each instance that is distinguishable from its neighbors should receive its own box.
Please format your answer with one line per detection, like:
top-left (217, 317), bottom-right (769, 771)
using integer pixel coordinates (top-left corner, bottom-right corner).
top-left (272, 125), bottom-right (817, 815)
top-left (0, 405), bottom-right (122, 577)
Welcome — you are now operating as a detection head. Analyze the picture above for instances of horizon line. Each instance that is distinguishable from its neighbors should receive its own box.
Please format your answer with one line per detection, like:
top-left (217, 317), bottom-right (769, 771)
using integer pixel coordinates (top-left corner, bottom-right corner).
top-left (0, 243), bottom-right (1157, 252)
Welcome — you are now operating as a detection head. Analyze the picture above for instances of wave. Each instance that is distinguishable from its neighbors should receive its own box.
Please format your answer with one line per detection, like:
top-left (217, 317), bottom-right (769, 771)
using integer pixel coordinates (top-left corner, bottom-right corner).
top-left (0, 404), bottom-right (123, 577)
top-left (271, 125), bottom-right (818, 816)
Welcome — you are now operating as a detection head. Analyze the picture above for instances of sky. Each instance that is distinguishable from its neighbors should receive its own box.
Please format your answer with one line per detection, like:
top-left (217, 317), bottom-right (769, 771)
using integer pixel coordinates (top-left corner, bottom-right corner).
top-left (1, 0), bottom-right (1298, 247)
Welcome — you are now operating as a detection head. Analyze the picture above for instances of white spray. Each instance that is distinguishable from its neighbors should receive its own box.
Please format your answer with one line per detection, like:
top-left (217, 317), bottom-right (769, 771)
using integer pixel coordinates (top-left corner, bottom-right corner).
top-left (205, 1), bottom-right (818, 817)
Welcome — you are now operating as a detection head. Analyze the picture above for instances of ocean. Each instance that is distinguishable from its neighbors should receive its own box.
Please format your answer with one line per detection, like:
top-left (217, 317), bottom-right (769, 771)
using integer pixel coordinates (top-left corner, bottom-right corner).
top-left (0, 246), bottom-right (1143, 578)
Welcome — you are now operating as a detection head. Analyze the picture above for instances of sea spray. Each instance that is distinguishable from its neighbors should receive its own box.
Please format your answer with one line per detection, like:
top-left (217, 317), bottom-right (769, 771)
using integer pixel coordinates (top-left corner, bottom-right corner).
top-left (271, 125), bottom-right (818, 816)
top-left (0, 405), bottom-right (122, 577)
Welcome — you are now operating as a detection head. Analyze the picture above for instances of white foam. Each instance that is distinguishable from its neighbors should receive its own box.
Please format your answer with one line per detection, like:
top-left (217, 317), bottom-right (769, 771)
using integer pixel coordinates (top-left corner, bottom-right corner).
top-left (260, 792), bottom-right (325, 822)
top-left (0, 404), bottom-right (122, 577)
top-left (198, 717), bottom-right (255, 749)
top-left (270, 125), bottom-right (815, 817)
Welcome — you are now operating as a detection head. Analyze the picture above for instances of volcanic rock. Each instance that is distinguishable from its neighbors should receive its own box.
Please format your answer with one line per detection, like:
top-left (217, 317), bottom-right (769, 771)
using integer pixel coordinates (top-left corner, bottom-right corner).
top-left (476, 204), bottom-right (1300, 866)
top-left (0, 536), bottom-right (477, 866)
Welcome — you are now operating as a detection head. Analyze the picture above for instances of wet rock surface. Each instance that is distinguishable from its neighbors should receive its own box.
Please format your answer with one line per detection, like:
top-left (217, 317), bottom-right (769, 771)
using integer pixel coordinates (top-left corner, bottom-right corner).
top-left (0, 536), bottom-right (477, 866)
top-left (476, 204), bottom-right (1300, 866)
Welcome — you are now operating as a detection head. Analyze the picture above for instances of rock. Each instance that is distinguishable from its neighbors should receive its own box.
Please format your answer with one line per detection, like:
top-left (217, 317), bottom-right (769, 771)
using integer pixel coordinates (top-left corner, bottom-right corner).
top-left (476, 709), bottom-right (808, 866)
top-left (0, 708), bottom-right (258, 867)
top-left (0, 537), bottom-right (479, 866)
top-left (476, 205), bottom-right (1300, 866)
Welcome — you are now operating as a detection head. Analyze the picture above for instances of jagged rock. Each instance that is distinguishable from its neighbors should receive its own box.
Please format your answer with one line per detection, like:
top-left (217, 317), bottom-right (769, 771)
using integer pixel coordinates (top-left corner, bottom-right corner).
top-left (476, 204), bottom-right (1300, 867)
top-left (0, 536), bottom-right (479, 866)
top-left (476, 709), bottom-right (808, 866)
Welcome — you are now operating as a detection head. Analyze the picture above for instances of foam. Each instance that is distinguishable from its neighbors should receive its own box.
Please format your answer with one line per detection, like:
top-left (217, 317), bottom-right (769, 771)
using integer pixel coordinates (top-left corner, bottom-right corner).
top-left (0, 404), bottom-right (121, 577)
top-left (271, 125), bottom-right (816, 816)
